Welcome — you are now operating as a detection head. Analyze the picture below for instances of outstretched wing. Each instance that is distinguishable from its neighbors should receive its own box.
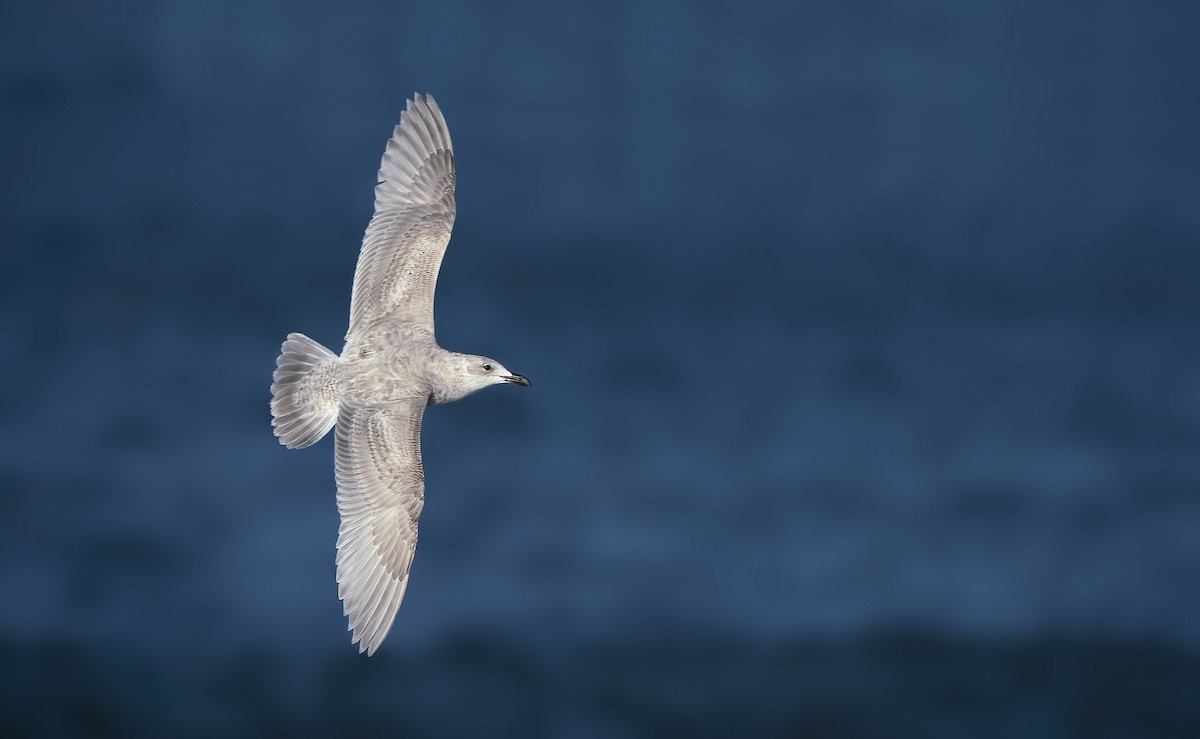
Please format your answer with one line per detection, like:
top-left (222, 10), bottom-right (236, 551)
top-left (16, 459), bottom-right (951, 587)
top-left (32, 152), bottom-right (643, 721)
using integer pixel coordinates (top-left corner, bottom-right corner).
top-left (346, 93), bottom-right (456, 340)
top-left (333, 400), bottom-right (426, 655)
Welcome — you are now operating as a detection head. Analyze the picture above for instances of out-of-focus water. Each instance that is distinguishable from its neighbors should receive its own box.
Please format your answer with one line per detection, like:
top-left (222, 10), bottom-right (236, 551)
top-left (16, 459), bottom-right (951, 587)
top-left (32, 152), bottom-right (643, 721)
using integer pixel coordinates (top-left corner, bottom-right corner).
top-left (2, 1), bottom-right (1199, 736)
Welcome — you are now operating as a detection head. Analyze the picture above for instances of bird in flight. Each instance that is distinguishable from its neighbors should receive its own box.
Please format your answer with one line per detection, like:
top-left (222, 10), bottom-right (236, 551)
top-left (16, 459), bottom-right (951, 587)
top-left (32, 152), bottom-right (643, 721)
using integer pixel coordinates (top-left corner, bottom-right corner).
top-left (270, 93), bottom-right (531, 655)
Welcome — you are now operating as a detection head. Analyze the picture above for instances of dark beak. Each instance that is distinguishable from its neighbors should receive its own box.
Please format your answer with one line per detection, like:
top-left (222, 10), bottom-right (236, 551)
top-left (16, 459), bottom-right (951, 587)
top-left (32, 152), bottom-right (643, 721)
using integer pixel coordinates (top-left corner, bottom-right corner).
top-left (504, 373), bottom-right (532, 387)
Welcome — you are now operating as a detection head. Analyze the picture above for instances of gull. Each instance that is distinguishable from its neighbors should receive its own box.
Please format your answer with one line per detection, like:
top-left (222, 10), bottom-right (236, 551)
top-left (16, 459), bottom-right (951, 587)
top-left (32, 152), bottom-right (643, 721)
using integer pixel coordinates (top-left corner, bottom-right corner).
top-left (269, 93), bottom-right (531, 655)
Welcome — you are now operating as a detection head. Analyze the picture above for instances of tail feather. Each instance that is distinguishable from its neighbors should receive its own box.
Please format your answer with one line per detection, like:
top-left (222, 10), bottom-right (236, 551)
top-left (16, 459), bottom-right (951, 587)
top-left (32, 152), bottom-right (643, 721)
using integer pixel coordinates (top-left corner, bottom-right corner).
top-left (271, 333), bottom-right (339, 449)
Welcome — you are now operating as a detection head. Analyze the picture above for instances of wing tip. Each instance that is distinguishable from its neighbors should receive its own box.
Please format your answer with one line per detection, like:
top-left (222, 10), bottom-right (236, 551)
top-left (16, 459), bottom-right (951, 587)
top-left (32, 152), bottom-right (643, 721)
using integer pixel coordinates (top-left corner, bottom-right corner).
top-left (402, 91), bottom-right (450, 152)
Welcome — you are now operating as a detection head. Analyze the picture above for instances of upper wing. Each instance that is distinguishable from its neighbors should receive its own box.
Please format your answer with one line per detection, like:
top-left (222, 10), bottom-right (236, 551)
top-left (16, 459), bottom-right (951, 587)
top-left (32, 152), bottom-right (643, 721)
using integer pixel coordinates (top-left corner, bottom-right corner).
top-left (346, 93), bottom-right (456, 340)
top-left (333, 400), bottom-right (426, 655)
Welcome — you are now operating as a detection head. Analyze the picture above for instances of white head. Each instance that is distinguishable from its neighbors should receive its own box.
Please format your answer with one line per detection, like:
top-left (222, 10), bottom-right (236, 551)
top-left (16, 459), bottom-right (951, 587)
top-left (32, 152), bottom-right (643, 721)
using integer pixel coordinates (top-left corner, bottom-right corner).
top-left (439, 352), bottom-right (531, 404)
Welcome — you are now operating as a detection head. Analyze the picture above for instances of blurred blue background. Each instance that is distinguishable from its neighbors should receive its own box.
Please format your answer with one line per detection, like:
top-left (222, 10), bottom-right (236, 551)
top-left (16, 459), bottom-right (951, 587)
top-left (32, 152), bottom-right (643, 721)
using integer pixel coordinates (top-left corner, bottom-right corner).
top-left (3, 0), bottom-right (1200, 736)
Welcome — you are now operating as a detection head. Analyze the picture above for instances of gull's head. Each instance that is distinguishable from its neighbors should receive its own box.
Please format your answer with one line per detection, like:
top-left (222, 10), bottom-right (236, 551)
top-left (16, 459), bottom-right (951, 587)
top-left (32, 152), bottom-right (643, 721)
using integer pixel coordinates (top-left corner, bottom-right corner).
top-left (452, 353), bottom-right (531, 397)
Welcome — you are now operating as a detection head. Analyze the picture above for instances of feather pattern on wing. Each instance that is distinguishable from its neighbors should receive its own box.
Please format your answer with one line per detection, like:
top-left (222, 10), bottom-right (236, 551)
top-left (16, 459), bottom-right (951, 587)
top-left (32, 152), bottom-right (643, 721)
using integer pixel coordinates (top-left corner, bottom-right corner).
top-left (346, 93), bottom-right (456, 340)
top-left (334, 401), bottom-right (426, 655)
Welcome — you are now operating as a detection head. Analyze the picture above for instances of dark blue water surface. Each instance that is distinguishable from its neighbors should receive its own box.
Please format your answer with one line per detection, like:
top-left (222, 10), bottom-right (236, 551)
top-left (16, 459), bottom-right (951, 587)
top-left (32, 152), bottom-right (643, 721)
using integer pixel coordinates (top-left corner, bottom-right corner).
top-left (3, 1), bottom-right (1200, 736)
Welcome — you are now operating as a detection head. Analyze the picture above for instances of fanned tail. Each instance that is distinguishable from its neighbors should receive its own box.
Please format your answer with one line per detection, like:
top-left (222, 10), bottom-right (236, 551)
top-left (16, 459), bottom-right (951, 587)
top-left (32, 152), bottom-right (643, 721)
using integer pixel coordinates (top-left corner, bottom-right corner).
top-left (270, 333), bottom-right (339, 449)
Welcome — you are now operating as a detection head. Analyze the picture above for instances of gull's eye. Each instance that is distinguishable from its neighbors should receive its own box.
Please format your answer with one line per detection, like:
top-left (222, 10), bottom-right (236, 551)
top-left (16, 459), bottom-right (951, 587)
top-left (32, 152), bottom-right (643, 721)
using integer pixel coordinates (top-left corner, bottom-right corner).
top-left (483, 363), bottom-right (492, 371)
